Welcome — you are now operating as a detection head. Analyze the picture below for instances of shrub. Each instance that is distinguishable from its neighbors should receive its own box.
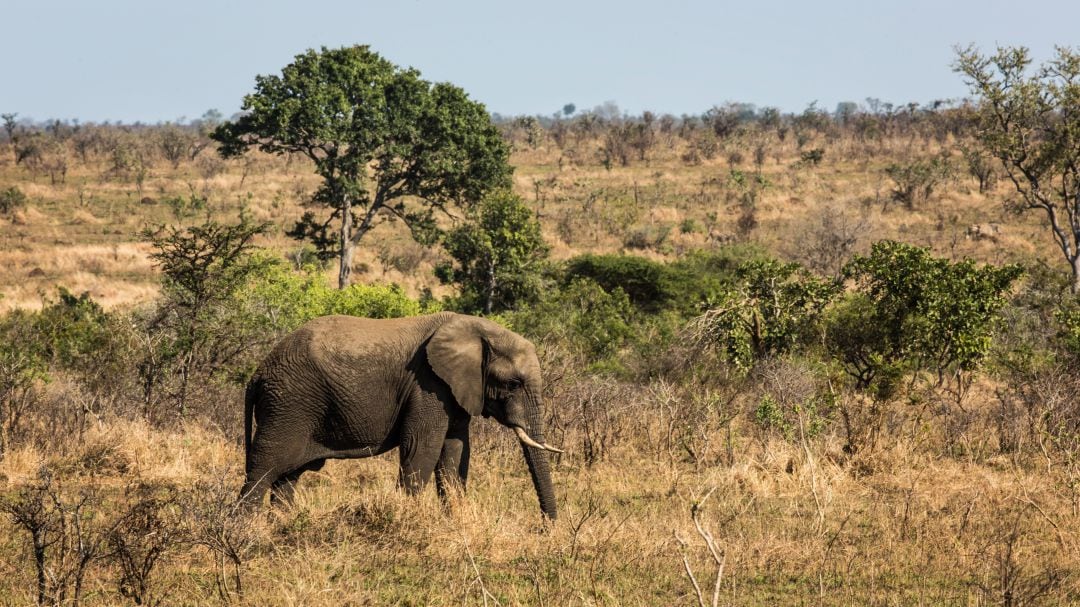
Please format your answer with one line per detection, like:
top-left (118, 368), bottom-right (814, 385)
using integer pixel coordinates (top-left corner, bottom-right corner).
top-left (828, 240), bottom-right (1022, 398)
top-left (622, 224), bottom-right (672, 250)
top-left (884, 153), bottom-right (953, 210)
top-left (237, 259), bottom-right (425, 336)
top-left (564, 254), bottom-right (680, 313)
top-left (0, 186), bottom-right (28, 215)
top-left (0, 314), bottom-right (49, 455)
top-left (688, 259), bottom-right (837, 371)
top-left (564, 248), bottom-right (765, 318)
top-left (33, 288), bottom-right (112, 369)
top-left (799, 148), bottom-right (825, 166)
top-left (679, 218), bottom-right (701, 234)
top-left (507, 278), bottom-right (638, 369)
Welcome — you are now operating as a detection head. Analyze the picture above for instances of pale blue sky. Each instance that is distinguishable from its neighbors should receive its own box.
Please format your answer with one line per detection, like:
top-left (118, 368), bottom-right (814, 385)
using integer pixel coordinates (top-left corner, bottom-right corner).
top-left (2, 0), bottom-right (1076, 123)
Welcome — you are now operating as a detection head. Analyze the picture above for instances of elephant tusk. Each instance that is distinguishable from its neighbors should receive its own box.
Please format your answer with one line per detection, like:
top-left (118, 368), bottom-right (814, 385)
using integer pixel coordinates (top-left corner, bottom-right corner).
top-left (513, 426), bottom-right (565, 454)
top-left (513, 426), bottom-right (546, 449)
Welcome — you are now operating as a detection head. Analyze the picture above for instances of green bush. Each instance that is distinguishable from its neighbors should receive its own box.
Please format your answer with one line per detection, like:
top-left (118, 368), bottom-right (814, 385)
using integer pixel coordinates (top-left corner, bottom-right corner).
top-left (679, 218), bottom-right (701, 234)
top-left (689, 258), bottom-right (837, 371)
top-left (507, 277), bottom-right (637, 369)
top-left (33, 288), bottom-right (113, 369)
top-left (237, 259), bottom-right (426, 336)
top-left (564, 247), bottom-right (766, 317)
top-left (564, 254), bottom-right (680, 313)
top-left (0, 186), bottom-right (28, 215)
top-left (753, 394), bottom-right (792, 438)
top-left (828, 240), bottom-right (1022, 396)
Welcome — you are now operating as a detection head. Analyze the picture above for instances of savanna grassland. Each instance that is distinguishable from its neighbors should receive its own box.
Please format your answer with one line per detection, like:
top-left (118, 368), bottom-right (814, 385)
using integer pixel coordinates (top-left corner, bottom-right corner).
top-left (1, 100), bottom-right (1079, 607)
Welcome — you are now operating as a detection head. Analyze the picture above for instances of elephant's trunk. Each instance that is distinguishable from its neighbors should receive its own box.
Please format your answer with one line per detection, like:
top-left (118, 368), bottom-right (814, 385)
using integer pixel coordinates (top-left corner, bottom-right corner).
top-left (519, 390), bottom-right (558, 520)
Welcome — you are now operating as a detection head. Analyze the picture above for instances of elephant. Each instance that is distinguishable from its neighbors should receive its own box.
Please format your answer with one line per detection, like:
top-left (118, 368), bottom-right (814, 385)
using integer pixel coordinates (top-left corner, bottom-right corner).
top-left (240, 312), bottom-right (562, 519)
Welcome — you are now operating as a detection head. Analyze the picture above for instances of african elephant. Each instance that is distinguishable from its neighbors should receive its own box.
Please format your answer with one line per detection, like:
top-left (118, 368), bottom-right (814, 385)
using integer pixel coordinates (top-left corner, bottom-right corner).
top-left (240, 312), bottom-right (562, 519)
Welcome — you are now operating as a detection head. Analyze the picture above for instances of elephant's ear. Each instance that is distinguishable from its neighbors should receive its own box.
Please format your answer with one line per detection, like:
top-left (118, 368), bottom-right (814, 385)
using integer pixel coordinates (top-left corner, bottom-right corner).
top-left (427, 316), bottom-right (485, 416)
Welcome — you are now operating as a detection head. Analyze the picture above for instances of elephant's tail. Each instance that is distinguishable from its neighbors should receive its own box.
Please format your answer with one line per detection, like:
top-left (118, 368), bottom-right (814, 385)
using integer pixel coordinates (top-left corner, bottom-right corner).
top-left (244, 377), bottom-right (261, 462)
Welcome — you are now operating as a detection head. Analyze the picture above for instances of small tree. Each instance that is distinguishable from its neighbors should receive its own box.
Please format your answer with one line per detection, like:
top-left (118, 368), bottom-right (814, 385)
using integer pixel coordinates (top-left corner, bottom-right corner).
top-left (158, 124), bottom-right (194, 170)
top-left (2, 113), bottom-right (18, 162)
top-left (955, 45), bottom-right (1080, 292)
top-left (436, 191), bottom-right (548, 314)
top-left (0, 186), bottom-right (28, 216)
top-left (213, 45), bottom-right (512, 289)
top-left (960, 143), bottom-right (998, 194)
top-left (141, 217), bottom-right (271, 415)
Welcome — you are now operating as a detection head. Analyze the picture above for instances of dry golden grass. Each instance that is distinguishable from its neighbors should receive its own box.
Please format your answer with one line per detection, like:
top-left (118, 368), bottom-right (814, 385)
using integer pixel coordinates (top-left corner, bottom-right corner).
top-left (0, 128), bottom-right (1062, 310)
top-left (2, 386), bottom-right (1077, 605)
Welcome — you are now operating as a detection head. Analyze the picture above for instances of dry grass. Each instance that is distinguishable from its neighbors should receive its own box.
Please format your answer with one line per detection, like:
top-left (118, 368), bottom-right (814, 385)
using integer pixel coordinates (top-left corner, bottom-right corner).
top-left (0, 127), bottom-right (1062, 312)
top-left (2, 381), bottom-right (1077, 605)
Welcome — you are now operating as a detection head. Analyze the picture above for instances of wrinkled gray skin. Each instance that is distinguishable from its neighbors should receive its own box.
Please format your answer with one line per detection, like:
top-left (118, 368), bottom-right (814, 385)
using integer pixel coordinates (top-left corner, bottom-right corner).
top-left (241, 312), bottom-right (559, 519)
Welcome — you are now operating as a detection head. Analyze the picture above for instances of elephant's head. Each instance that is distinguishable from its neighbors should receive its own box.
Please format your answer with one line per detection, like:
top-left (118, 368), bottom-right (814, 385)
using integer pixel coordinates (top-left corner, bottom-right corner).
top-left (427, 314), bottom-right (560, 519)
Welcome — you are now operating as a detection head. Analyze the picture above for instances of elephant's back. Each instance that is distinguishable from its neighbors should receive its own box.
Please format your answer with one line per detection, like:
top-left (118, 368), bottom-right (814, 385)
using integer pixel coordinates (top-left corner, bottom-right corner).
top-left (295, 313), bottom-right (449, 361)
top-left (254, 312), bottom-right (457, 399)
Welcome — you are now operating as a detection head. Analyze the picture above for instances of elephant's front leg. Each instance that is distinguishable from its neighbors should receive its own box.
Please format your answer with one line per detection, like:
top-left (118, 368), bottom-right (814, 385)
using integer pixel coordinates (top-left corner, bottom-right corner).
top-left (398, 409), bottom-right (449, 495)
top-left (436, 417), bottom-right (471, 499)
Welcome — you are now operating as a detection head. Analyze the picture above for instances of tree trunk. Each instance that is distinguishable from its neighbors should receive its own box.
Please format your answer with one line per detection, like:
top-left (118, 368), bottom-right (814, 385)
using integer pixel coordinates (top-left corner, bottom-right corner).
top-left (1072, 255), bottom-right (1080, 294)
top-left (338, 195), bottom-right (353, 290)
top-left (484, 258), bottom-right (496, 315)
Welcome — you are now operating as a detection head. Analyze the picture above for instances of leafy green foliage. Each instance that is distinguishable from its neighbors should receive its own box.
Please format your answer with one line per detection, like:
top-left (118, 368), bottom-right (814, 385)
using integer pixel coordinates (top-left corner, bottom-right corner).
top-left (237, 260), bottom-right (425, 335)
top-left (0, 186), bottom-right (28, 215)
top-left (213, 45), bottom-right (512, 288)
top-left (564, 254), bottom-right (682, 314)
top-left (753, 394), bottom-right (792, 438)
top-left (163, 192), bottom-right (207, 221)
top-left (435, 191), bottom-right (549, 314)
top-left (32, 289), bottom-right (112, 369)
top-left (828, 241), bottom-right (1022, 397)
top-left (564, 246), bottom-right (766, 317)
top-left (507, 278), bottom-right (637, 369)
top-left (689, 259), bottom-right (838, 371)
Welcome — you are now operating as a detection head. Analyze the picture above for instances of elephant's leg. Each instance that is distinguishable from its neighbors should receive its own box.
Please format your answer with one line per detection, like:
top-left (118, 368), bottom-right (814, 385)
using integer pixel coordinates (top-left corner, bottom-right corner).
top-left (239, 466), bottom-right (276, 507)
top-left (398, 414), bottom-right (449, 495)
top-left (270, 458), bottom-right (326, 507)
top-left (270, 470), bottom-right (301, 507)
top-left (435, 419), bottom-right (471, 499)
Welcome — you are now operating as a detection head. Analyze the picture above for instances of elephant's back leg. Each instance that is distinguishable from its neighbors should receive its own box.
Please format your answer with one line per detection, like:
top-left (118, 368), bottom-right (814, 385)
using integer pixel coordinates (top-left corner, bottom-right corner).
top-left (269, 458), bottom-right (326, 507)
top-left (243, 396), bottom-right (322, 506)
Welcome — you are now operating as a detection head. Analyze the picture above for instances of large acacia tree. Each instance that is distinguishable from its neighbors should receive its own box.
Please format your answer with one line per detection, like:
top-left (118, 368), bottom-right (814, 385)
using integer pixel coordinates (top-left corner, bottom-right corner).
top-left (212, 45), bottom-right (512, 288)
top-left (955, 45), bottom-right (1080, 292)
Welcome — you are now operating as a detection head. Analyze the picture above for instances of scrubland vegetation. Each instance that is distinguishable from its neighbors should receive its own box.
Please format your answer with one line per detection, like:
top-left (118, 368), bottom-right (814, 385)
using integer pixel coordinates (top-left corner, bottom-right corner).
top-left (3, 46), bottom-right (1080, 605)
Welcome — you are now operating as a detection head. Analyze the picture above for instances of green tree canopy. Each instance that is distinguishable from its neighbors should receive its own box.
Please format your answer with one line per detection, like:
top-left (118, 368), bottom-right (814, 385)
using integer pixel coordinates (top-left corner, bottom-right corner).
top-left (212, 45), bottom-right (512, 288)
